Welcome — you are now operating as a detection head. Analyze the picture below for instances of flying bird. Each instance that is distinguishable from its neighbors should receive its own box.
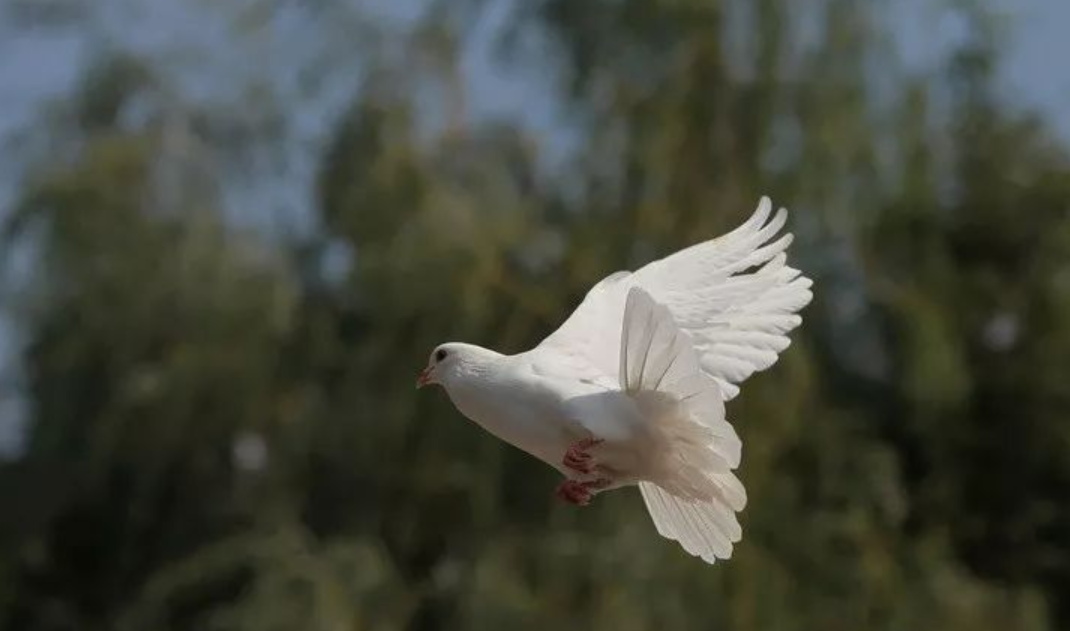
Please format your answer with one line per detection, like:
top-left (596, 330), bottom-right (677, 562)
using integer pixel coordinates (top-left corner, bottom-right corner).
top-left (416, 197), bottom-right (812, 563)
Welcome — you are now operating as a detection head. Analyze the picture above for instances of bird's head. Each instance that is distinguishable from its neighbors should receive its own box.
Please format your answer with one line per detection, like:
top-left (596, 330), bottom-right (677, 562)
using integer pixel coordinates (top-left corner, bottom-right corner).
top-left (416, 342), bottom-right (499, 390)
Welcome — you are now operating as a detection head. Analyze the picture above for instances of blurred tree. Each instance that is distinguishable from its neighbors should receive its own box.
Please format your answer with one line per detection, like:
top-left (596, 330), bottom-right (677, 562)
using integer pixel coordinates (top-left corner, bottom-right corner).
top-left (863, 34), bottom-right (1070, 617)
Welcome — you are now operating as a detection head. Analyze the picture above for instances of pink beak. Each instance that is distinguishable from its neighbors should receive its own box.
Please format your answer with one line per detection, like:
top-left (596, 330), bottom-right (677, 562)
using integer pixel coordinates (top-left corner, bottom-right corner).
top-left (416, 366), bottom-right (433, 389)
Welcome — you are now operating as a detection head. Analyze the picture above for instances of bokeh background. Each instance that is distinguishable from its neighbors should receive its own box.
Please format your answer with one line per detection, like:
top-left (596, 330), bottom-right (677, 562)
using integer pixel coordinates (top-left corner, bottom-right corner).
top-left (2, 0), bottom-right (1070, 629)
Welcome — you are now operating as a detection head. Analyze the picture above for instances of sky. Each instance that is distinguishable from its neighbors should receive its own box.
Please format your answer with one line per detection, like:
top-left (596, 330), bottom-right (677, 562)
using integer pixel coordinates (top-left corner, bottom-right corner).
top-left (0, 0), bottom-right (1069, 454)
top-left (1, 0), bottom-right (1069, 205)
top-left (997, 0), bottom-right (1070, 129)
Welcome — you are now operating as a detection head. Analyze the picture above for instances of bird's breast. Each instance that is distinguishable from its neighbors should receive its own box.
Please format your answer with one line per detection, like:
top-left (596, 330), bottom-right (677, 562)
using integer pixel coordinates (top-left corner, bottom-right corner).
top-left (446, 379), bottom-right (578, 468)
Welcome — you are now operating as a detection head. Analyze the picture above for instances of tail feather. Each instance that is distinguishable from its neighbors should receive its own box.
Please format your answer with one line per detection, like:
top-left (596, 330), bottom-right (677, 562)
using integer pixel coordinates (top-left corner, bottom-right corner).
top-left (621, 287), bottom-right (747, 564)
top-left (640, 482), bottom-right (741, 563)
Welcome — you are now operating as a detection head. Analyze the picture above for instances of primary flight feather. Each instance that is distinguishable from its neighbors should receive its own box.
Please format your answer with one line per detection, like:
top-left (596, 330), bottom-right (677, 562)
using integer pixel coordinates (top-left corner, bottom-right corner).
top-left (416, 196), bottom-right (812, 564)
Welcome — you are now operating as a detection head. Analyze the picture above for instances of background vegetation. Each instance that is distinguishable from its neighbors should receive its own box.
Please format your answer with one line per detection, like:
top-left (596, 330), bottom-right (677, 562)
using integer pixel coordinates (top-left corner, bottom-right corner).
top-left (1, 1), bottom-right (1069, 629)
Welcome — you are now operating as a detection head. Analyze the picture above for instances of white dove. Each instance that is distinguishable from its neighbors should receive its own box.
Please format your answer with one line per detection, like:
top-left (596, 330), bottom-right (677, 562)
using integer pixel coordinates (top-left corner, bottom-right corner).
top-left (416, 197), bottom-right (812, 563)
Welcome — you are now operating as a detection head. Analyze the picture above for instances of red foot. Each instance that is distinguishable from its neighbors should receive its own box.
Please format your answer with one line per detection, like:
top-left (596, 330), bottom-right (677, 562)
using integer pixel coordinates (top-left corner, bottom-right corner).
top-left (556, 480), bottom-right (592, 505)
top-left (554, 478), bottom-right (613, 506)
top-left (563, 437), bottom-right (604, 474)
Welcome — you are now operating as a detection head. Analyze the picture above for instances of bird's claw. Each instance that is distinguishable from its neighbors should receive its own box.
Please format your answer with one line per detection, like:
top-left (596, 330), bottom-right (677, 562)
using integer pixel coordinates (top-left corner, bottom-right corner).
top-left (556, 479), bottom-right (592, 505)
top-left (563, 437), bottom-right (603, 475)
top-left (557, 438), bottom-right (609, 504)
top-left (555, 478), bottom-right (612, 506)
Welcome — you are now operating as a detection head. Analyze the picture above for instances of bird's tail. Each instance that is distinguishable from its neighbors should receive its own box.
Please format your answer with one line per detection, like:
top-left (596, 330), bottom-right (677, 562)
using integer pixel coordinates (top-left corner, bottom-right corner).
top-left (619, 287), bottom-right (747, 563)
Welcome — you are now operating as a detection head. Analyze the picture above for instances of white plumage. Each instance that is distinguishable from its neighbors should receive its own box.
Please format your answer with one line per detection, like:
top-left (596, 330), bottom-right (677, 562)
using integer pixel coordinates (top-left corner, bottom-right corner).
top-left (417, 197), bottom-right (812, 564)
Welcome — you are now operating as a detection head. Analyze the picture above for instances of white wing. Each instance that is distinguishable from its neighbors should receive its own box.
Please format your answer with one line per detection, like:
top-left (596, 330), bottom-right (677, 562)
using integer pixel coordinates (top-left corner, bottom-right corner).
top-left (535, 196), bottom-right (812, 399)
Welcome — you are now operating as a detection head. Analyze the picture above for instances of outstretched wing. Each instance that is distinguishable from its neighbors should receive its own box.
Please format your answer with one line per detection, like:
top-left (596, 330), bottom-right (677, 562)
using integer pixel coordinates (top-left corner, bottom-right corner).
top-left (535, 197), bottom-right (812, 399)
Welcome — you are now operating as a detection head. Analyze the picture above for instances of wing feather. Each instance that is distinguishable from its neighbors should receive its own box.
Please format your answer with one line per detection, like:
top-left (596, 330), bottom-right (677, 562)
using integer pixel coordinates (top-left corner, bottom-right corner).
top-left (536, 196), bottom-right (812, 400)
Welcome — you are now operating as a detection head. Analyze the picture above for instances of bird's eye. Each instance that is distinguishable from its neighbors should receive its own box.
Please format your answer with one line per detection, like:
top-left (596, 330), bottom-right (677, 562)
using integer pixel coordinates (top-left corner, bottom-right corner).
top-left (435, 349), bottom-right (448, 362)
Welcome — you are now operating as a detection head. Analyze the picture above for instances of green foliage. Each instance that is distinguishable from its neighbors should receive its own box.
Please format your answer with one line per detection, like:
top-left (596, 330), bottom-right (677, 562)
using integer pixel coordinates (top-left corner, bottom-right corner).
top-left (1, 1), bottom-right (1068, 630)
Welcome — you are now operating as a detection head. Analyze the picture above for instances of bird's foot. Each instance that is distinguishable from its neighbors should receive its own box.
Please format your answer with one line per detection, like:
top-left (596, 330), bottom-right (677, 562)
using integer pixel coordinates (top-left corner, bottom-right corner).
top-left (563, 437), bottom-right (604, 475)
top-left (555, 479), bottom-right (591, 505)
top-left (555, 477), bottom-right (613, 506)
